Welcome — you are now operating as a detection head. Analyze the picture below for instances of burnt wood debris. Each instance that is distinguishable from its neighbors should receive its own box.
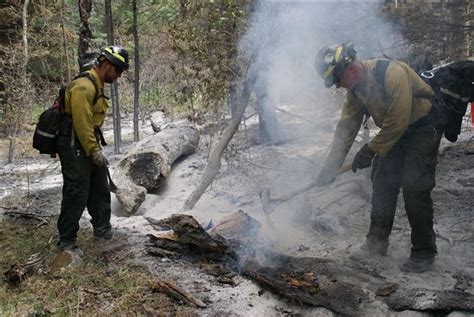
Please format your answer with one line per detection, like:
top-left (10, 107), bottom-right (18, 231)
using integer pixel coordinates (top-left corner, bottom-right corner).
top-left (145, 212), bottom-right (474, 315)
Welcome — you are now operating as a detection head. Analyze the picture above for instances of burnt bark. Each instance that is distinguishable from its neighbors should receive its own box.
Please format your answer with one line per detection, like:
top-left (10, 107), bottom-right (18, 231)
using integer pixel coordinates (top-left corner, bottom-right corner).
top-left (145, 213), bottom-right (381, 316)
top-left (146, 213), bottom-right (235, 262)
top-left (77, 0), bottom-right (94, 72)
top-left (132, 0), bottom-right (140, 142)
top-left (146, 213), bottom-right (474, 315)
top-left (241, 256), bottom-right (368, 316)
top-left (113, 127), bottom-right (199, 216)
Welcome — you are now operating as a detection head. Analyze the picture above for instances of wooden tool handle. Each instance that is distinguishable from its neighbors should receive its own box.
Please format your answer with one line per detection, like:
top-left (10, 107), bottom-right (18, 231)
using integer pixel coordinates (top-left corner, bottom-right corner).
top-left (336, 163), bottom-right (352, 176)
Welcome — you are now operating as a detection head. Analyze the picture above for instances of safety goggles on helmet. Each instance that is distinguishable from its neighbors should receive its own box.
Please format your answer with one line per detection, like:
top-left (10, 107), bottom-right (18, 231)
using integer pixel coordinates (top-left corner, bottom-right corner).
top-left (315, 43), bottom-right (356, 88)
top-left (99, 45), bottom-right (130, 72)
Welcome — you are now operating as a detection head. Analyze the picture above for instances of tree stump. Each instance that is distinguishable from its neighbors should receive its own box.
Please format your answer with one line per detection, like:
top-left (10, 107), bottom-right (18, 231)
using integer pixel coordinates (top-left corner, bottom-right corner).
top-left (113, 126), bottom-right (199, 216)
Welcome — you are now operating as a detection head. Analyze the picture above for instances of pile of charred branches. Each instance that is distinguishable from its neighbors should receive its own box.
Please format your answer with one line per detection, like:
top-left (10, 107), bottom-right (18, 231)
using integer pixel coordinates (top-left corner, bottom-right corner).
top-left (144, 212), bottom-right (474, 315)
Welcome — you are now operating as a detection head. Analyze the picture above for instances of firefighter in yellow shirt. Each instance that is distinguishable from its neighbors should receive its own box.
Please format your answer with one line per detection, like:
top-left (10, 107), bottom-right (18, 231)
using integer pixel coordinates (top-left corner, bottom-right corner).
top-left (57, 46), bottom-right (129, 255)
top-left (315, 43), bottom-right (443, 273)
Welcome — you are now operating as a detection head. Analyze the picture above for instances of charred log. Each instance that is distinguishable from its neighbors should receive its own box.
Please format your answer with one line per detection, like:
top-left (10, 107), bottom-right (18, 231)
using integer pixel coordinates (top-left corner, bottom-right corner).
top-left (113, 127), bottom-right (199, 216)
top-left (241, 255), bottom-right (367, 316)
top-left (145, 213), bottom-right (474, 315)
top-left (210, 210), bottom-right (261, 248)
top-left (146, 214), bottom-right (236, 262)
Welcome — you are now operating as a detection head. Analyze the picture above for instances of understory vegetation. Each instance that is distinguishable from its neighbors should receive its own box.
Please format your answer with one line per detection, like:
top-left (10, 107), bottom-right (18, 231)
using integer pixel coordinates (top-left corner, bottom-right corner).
top-left (0, 218), bottom-right (194, 316)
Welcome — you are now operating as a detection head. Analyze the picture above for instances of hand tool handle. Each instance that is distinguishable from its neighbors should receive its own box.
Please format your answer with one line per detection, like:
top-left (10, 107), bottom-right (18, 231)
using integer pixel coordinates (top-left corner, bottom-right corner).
top-left (105, 165), bottom-right (118, 193)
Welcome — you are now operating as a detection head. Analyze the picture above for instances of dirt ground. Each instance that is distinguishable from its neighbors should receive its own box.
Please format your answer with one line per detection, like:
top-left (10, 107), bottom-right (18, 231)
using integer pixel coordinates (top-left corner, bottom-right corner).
top-left (1, 107), bottom-right (473, 316)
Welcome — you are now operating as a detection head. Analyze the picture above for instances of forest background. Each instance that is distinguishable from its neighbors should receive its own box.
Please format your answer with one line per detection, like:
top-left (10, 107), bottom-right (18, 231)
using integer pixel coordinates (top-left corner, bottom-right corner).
top-left (0, 0), bottom-right (472, 162)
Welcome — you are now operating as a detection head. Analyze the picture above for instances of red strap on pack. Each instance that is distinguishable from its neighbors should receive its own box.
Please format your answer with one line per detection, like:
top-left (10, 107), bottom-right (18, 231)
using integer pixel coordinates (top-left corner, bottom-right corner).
top-left (471, 102), bottom-right (473, 127)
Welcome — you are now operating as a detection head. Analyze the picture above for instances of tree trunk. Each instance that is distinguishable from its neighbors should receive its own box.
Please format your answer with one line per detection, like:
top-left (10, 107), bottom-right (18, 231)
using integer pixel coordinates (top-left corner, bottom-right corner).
top-left (465, 0), bottom-right (472, 58)
top-left (183, 63), bottom-right (254, 210)
top-left (113, 127), bottom-right (199, 216)
top-left (22, 0), bottom-right (29, 75)
top-left (60, 0), bottom-right (71, 82)
top-left (105, 0), bottom-right (122, 154)
top-left (132, 0), bottom-right (140, 142)
top-left (77, 0), bottom-right (94, 72)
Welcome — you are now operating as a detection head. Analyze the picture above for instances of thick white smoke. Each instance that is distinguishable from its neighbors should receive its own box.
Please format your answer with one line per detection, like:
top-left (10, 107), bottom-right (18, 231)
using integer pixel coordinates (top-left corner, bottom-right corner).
top-left (239, 1), bottom-right (404, 244)
top-left (240, 0), bottom-right (402, 125)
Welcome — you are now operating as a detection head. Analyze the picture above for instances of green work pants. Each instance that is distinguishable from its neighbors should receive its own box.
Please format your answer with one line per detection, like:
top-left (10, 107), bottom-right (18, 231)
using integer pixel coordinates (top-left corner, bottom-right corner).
top-left (367, 122), bottom-right (443, 259)
top-left (57, 134), bottom-right (111, 246)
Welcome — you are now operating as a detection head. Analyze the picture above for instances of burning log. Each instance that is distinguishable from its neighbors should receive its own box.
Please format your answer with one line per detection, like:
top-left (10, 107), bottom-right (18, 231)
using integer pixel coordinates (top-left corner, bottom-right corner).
top-left (241, 255), bottom-right (368, 316)
top-left (146, 214), bottom-right (474, 315)
top-left (113, 127), bottom-right (199, 216)
top-left (384, 288), bottom-right (474, 314)
top-left (146, 213), bottom-right (375, 315)
top-left (209, 210), bottom-right (261, 248)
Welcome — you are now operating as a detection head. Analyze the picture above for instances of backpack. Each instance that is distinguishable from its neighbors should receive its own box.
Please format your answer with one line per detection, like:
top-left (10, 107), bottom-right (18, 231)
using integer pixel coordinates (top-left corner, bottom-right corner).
top-left (375, 60), bottom-right (474, 142)
top-left (32, 72), bottom-right (100, 157)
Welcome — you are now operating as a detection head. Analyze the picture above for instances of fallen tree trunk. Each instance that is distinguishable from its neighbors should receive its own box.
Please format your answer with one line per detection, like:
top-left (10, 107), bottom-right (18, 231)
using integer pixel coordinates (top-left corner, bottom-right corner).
top-left (183, 63), bottom-right (254, 210)
top-left (113, 126), bottom-right (199, 216)
top-left (241, 256), bottom-right (368, 316)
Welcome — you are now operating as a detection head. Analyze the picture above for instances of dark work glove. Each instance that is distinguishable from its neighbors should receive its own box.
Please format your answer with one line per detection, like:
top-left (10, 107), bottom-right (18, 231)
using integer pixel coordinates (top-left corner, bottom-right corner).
top-left (315, 166), bottom-right (336, 187)
top-left (91, 149), bottom-right (109, 167)
top-left (351, 144), bottom-right (375, 173)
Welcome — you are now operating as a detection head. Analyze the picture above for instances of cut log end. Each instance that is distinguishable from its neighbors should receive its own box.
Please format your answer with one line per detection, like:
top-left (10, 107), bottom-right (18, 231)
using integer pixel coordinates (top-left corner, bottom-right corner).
top-left (113, 127), bottom-right (199, 216)
top-left (126, 152), bottom-right (169, 190)
top-left (115, 186), bottom-right (147, 216)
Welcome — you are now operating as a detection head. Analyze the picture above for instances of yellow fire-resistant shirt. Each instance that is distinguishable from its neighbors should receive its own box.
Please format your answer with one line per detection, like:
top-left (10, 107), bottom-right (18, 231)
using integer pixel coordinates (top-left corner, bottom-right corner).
top-left (64, 69), bottom-right (109, 157)
top-left (324, 59), bottom-right (434, 171)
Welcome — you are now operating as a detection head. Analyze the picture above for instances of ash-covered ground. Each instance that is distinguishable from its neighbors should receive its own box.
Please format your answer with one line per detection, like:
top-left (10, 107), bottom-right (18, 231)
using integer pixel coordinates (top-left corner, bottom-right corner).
top-left (1, 107), bottom-right (473, 316)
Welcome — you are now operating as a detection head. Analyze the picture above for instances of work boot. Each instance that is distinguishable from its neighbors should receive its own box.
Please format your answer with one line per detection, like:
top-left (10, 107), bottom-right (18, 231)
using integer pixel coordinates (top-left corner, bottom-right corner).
top-left (93, 227), bottom-right (113, 241)
top-left (400, 256), bottom-right (435, 273)
top-left (349, 240), bottom-right (388, 262)
top-left (58, 241), bottom-right (84, 257)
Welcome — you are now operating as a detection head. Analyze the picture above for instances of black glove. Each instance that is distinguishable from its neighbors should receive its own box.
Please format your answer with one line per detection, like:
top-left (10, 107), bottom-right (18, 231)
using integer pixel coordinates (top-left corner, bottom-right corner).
top-left (315, 166), bottom-right (336, 187)
top-left (351, 144), bottom-right (375, 173)
top-left (91, 150), bottom-right (109, 167)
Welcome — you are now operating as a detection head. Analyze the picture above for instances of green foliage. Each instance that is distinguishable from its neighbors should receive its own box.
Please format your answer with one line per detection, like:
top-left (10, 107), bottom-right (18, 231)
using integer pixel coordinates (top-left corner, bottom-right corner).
top-left (0, 0), bottom-right (251, 151)
top-left (168, 0), bottom-right (250, 116)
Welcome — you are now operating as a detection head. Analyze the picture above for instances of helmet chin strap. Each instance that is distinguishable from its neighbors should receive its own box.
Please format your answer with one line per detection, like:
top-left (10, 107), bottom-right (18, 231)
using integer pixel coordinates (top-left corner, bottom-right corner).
top-left (339, 62), bottom-right (364, 90)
